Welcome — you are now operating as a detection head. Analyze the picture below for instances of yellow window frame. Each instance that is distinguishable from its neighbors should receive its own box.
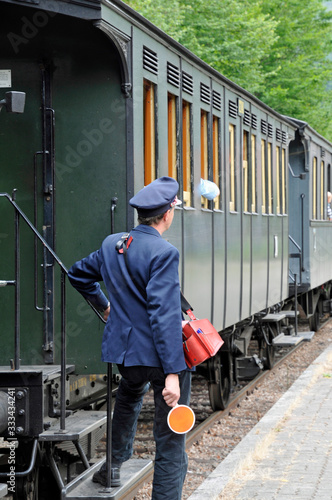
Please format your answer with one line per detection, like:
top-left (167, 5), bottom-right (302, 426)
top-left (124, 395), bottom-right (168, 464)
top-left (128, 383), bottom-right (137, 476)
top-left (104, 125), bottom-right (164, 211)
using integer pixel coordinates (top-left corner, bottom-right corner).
top-left (143, 80), bottom-right (156, 185)
top-left (281, 148), bottom-right (286, 214)
top-left (168, 93), bottom-right (177, 180)
top-left (201, 110), bottom-right (208, 208)
top-left (243, 131), bottom-right (249, 212)
top-left (251, 134), bottom-right (256, 212)
top-left (213, 116), bottom-right (220, 209)
top-left (276, 146), bottom-right (280, 215)
top-left (313, 157), bottom-right (317, 219)
top-left (261, 139), bottom-right (266, 213)
top-left (229, 124), bottom-right (236, 211)
top-left (267, 142), bottom-right (272, 214)
top-left (182, 100), bottom-right (192, 207)
top-left (320, 160), bottom-right (324, 220)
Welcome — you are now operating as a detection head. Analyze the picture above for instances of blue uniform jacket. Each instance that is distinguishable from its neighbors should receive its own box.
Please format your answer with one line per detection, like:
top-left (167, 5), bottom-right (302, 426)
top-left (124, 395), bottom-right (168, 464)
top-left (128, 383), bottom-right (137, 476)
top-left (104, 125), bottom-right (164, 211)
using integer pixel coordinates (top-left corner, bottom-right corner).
top-left (68, 225), bottom-right (187, 375)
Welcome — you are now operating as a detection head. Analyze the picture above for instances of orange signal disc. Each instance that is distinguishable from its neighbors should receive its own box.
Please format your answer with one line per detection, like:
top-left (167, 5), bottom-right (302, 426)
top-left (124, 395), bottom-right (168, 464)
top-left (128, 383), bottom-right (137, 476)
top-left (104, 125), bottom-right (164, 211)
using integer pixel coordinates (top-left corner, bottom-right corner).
top-left (168, 405), bottom-right (195, 434)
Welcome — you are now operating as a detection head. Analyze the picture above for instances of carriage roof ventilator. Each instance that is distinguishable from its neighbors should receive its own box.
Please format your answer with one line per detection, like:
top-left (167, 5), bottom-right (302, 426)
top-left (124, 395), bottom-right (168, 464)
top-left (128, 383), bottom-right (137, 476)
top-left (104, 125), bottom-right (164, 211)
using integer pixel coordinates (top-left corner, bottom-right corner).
top-left (0, 91), bottom-right (26, 113)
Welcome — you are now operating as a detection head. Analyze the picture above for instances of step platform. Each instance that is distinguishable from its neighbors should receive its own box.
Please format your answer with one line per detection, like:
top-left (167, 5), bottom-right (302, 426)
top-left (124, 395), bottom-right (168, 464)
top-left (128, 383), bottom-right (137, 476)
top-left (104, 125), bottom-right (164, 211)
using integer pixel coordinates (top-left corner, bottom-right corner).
top-left (66, 458), bottom-right (153, 499)
top-left (262, 311), bottom-right (299, 323)
top-left (39, 410), bottom-right (107, 443)
top-left (272, 330), bottom-right (315, 346)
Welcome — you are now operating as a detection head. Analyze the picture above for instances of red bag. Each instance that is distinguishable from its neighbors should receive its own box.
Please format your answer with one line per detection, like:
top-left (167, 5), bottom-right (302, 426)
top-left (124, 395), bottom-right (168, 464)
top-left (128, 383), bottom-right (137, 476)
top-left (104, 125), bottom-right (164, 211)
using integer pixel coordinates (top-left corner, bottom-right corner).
top-left (182, 310), bottom-right (224, 369)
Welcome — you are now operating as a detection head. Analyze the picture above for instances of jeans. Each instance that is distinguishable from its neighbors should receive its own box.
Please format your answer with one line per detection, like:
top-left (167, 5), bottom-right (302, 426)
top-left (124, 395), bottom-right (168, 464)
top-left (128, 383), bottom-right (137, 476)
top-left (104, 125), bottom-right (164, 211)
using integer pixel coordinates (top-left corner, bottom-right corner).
top-left (111, 365), bottom-right (192, 500)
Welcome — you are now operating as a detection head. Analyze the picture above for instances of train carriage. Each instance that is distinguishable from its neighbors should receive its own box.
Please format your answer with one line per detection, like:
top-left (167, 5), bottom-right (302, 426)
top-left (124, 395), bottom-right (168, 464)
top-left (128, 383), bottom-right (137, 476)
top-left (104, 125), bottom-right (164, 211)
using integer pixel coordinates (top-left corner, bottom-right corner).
top-left (0, 0), bottom-right (332, 498)
top-left (288, 118), bottom-right (332, 331)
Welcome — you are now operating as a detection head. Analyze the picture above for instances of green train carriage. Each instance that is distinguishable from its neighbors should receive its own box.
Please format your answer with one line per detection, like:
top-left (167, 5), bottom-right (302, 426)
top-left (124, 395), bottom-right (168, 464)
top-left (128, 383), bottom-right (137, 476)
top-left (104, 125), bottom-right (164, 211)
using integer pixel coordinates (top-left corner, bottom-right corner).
top-left (1, 0), bottom-right (332, 498)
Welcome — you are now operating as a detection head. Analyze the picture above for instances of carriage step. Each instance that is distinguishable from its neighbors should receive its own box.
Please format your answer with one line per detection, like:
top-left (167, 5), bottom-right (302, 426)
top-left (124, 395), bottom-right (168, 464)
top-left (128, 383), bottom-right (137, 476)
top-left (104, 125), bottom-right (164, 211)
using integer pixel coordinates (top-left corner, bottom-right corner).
top-left (273, 333), bottom-right (304, 346)
top-left (262, 313), bottom-right (286, 322)
top-left (296, 331), bottom-right (315, 341)
top-left (65, 458), bottom-right (152, 499)
top-left (282, 310), bottom-right (299, 318)
top-left (39, 410), bottom-right (107, 442)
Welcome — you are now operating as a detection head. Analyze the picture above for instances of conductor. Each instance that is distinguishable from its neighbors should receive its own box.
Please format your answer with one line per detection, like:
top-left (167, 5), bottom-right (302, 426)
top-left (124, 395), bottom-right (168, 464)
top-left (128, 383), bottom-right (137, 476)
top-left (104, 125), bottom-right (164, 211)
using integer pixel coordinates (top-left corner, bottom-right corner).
top-left (68, 177), bottom-right (191, 500)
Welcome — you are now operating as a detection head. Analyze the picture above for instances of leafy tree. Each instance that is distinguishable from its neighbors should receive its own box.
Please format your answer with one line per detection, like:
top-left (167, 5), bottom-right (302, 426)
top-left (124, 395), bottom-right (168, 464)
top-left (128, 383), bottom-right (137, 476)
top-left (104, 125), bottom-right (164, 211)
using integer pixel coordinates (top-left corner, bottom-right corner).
top-left (176, 0), bottom-right (278, 95)
top-left (124, 0), bottom-right (332, 141)
top-left (258, 0), bottom-right (332, 140)
top-left (126, 0), bottom-right (277, 94)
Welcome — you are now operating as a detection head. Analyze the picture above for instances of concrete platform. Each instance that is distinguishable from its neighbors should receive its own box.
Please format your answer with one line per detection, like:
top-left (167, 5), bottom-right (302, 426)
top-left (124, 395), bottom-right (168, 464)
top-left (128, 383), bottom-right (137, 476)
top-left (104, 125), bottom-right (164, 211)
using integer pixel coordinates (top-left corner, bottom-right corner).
top-left (188, 343), bottom-right (332, 500)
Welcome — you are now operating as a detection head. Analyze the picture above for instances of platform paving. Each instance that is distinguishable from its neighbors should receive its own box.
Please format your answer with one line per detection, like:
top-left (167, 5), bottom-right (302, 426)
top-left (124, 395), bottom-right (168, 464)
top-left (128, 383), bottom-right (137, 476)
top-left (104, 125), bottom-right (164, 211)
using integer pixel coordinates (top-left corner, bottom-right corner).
top-left (188, 343), bottom-right (332, 500)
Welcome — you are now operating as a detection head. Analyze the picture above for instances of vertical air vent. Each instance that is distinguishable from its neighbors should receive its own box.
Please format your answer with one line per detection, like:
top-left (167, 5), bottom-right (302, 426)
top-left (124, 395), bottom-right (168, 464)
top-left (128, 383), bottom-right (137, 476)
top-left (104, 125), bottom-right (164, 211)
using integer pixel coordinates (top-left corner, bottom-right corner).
top-left (321, 147), bottom-right (326, 157)
top-left (228, 100), bottom-right (238, 118)
top-left (282, 131), bottom-right (287, 144)
top-left (143, 46), bottom-right (158, 75)
top-left (243, 110), bottom-right (251, 126)
top-left (251, 114), bottom-right (257, 129)
top-left (212, 90), bottom-right (221, 111)
top-left (276, 128), bottom-right (282, 142)
top-left (268, 124), bottom-right (273, 138)
top-left (167, 62), bottom-right (180, 88)
top-left (200, 83), bottom-right (211, 105)
top-left (261, 120), bottom-right (267, 135)
top-left (182, 72), bottom-right (194, 95)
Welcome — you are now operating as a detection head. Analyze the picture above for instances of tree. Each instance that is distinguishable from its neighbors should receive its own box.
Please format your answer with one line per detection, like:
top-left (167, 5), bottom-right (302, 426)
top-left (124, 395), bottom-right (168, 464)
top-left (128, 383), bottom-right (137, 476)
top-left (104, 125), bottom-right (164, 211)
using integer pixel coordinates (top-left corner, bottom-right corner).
top-left (124, 0), bottom-right (332, 141)
top-left (258, 0), bottom-right (332, 140)
top-left (126, 0), bottom-right (277, 95)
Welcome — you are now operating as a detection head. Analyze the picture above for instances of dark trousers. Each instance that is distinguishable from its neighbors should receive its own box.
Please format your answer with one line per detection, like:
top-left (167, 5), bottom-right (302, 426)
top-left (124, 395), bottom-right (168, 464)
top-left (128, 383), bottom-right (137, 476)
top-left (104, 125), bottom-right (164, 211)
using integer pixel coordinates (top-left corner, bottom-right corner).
top-left (112, 365), bottom-right (191, 500)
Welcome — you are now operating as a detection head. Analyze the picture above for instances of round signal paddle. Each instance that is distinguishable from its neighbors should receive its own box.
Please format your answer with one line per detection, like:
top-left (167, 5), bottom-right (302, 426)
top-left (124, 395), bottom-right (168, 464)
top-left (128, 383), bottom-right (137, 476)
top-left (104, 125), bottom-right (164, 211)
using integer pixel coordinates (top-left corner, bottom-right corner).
top-left (167, 404), bottom-right (195, 434)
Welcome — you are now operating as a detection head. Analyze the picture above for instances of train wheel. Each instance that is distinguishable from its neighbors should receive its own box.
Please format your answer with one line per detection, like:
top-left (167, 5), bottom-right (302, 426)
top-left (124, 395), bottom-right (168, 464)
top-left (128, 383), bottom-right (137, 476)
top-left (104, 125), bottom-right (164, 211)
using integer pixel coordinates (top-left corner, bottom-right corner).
top-left (16, 468), bottom-right (39, 500)
top-left (207, 355), bottom-right (231, 411)
top-left (308, 310), bottom-right (320, 332)
top-left (259, 324), bottom-right (276, 370)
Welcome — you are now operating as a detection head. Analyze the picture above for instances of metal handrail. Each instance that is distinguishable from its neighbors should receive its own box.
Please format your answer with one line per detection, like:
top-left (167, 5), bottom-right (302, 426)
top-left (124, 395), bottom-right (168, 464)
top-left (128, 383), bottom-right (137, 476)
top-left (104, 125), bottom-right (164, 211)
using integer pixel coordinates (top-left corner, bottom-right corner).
top-left (288, 234), bottom-right (303, 285)
top-left (0, 192), bottom-right (67, 270)
top-left (0, 191), bottom-right (104, 431)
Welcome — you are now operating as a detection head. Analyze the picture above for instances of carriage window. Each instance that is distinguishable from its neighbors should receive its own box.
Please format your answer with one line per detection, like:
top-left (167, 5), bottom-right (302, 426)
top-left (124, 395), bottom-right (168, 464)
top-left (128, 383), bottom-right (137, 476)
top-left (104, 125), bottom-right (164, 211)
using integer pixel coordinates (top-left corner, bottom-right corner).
top-left (201, 110), bottom-right (209, 208)
top-left (267, 142), bottom-right (273, 214)
top-left (320, 160), bottom-right (325, 220)
top-left (281, 148), bottom-right (287, 214)
top-left (251, 134), bottom-right (257, 212)
top-left (168, 93), bottom-right (177, 181)
top-left (229, 124), bottom-right (236, 211)
top-left (144, 80), bottom-right (156, 185)
top-left (213, 115), bottom-right (221, 210)
top-left (182, 100), bottom-right (192, 207)
top-left (243, 131), bottom-right (249, 212)
top-left (261, 139), bottom-right (266, 213)
top-left (312, 157), bottom-right (317, 219)
top-left (276, 146), bottom-right (281, 215)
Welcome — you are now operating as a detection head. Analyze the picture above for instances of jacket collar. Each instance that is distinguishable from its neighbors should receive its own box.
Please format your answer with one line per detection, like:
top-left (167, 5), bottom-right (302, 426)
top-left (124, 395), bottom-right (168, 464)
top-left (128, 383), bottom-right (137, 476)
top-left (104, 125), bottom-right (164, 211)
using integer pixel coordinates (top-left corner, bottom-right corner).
top-left (132, 224), bottom-right (161, 237)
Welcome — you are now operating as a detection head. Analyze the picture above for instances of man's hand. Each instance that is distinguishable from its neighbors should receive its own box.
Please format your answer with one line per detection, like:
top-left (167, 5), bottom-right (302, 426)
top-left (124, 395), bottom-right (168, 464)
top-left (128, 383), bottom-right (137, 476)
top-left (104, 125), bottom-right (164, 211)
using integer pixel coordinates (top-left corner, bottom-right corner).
top-left (103, 305), bottom-right (110, 322)
top-left (162, 374), bottom-right (180, 407)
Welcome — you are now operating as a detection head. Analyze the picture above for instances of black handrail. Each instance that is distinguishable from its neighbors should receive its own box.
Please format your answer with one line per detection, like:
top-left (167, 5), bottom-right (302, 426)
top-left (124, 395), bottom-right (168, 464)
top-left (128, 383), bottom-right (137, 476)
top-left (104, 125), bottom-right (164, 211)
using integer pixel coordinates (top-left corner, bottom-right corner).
top-left (0, 192), bottom-right (104, 431)
top-left (288, 234), bottom-right (303, 286)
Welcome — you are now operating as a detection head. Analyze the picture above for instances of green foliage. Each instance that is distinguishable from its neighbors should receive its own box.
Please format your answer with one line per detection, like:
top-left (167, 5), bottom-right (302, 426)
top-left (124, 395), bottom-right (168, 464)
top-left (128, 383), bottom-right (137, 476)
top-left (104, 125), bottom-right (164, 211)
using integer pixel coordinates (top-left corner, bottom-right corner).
top-left (124, 0), bottom-right (332, 141)
top-left (258, 0), bottom-right (332, 141)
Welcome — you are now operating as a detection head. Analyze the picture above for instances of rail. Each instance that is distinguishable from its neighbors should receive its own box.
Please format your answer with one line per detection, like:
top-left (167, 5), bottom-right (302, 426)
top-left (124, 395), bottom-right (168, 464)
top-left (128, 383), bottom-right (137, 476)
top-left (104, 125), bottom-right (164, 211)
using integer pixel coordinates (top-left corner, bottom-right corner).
top-left (0, 191), bottom-right (104, 431)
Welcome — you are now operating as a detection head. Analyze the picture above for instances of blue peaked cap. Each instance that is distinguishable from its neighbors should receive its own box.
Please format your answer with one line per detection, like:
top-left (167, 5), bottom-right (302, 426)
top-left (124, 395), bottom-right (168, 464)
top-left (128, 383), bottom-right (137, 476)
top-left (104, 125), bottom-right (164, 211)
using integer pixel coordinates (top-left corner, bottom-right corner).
top-left (129, 177), bottom-right (181, 217)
